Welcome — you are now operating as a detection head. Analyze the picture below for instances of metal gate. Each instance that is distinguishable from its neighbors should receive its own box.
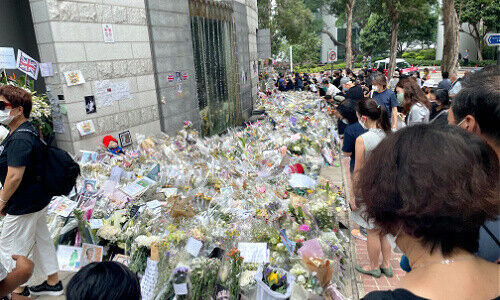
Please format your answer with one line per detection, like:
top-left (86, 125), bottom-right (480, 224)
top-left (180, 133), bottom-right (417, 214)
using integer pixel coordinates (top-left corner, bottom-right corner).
top-left (189, 0), bottom-right (242, 136)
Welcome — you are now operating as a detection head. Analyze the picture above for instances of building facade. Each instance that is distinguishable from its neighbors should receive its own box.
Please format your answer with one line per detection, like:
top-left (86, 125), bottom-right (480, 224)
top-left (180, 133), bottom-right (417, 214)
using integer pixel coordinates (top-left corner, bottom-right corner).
top-left (0, 0), bottom-right (258, 153)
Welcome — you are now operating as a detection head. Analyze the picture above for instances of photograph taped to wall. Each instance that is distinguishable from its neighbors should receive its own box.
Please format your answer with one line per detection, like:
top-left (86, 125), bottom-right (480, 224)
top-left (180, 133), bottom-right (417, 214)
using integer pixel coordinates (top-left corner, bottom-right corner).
top-left (85, 96), bottom-right (97, 114)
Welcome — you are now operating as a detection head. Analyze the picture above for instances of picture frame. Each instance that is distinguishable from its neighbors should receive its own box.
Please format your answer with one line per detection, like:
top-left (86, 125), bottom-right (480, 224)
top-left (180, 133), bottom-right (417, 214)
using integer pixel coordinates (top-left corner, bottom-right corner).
top-left (119, 131), bottom-right (133, 148)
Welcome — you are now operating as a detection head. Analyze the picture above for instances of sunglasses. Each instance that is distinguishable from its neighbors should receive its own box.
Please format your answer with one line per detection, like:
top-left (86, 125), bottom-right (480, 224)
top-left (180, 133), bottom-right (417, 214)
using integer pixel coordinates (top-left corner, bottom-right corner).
top-left (0, 102), bottom-right (12, 111)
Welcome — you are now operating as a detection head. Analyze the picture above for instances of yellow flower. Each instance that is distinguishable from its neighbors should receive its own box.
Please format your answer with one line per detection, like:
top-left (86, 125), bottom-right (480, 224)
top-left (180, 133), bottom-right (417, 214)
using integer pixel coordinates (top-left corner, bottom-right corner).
top-left (269, 273), bottom-right (278, 284)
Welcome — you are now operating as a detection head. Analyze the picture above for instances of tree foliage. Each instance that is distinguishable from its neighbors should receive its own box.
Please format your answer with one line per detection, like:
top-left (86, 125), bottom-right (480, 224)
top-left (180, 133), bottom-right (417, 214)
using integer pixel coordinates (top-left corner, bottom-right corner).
top-left (456, 0), bottom-right (500, 60)
top-left (359, 1), bottom-right (437, 55)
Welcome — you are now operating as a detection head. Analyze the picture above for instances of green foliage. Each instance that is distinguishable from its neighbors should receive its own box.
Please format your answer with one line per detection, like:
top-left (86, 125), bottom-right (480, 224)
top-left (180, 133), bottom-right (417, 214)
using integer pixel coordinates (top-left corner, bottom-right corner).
top-left (402, 49), bottom-right (436, 60)
top-left (359, 1), bottom-right (437, 56)
top-left (456, 0), bottom-right (499, 32)
top-left (275, 0), bottom-right (315, 45)
top-left (294, 58), bottom-right (496, 73)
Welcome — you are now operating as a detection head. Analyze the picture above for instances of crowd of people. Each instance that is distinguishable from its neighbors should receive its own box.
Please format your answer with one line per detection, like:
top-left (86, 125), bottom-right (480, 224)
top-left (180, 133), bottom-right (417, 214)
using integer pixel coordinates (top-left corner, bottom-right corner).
top-left (284, 65), bottom-right (499, 299)
top-left (0, 64), bottom-right (497, 300)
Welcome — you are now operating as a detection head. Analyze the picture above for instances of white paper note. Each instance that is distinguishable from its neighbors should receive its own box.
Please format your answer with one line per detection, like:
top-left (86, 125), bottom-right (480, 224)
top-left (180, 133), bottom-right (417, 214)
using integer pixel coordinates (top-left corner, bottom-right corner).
top-left (0, 47), bottom-right (16, 69)
top-left (238, 242), bottom-right (269, 263)
top-left (88, 219), bottom-right (104, 229)
top-left (185, 237), bottom-right (203, 257)
top-left (40, 62), bottom-right (54, 77)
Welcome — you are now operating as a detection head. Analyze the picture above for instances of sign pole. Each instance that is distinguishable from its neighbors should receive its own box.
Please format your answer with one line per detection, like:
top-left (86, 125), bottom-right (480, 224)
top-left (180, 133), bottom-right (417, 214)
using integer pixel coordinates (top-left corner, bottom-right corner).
top-left (290, 46), bottom-right (293, 74)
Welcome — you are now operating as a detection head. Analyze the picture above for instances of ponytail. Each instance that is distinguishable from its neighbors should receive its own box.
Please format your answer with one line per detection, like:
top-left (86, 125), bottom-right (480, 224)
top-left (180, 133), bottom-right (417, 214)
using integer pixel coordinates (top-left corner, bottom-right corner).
top-left (357, 98), bottom-right (391, 133)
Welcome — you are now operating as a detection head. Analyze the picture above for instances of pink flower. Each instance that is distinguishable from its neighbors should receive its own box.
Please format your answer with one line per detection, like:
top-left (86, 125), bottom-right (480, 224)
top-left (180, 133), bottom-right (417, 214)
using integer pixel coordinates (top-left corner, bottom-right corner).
top-left (299, 224), bottom-right (310, 232)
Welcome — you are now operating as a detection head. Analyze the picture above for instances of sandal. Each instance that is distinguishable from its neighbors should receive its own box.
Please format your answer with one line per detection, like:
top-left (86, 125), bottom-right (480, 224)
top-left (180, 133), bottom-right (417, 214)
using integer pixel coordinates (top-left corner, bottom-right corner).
top-left (380, 266), bottom-right (393, 278)
top-left (355, 265), bottom-right (381, 278)
top-left (351, 229), bottom-right (367, 241)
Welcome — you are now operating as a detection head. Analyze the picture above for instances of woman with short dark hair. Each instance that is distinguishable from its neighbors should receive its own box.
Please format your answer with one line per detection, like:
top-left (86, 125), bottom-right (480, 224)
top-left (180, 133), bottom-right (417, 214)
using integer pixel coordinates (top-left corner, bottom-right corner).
top-left (359, 125), bottom-right (499, 300)
top-left (66, 262), bottom-right (141, 300)
top-left (0, 85), bottom-right (62, 298)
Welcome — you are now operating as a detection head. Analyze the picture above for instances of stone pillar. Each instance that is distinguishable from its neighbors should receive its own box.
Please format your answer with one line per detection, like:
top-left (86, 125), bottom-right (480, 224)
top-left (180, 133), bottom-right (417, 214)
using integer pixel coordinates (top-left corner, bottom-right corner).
top-left (29, 0), bottom-right (161, 153)
top-left (246, 0), bottom-right (258, 110)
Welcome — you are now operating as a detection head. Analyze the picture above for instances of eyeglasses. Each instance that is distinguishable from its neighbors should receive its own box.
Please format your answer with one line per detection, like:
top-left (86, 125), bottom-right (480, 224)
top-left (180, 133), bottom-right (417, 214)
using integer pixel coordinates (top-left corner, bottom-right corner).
top-left (0, 102), bottom-right (13, 111)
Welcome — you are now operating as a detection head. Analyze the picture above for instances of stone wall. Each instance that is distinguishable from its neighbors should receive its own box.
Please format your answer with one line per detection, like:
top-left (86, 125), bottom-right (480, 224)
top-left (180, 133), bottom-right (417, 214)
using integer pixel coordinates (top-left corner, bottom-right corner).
top-left (232, 1), bottom-right (252, 120)
top-left (145, 0), bottom-right (201, 134)
top-left (29, 0), bottom-right (161, 153)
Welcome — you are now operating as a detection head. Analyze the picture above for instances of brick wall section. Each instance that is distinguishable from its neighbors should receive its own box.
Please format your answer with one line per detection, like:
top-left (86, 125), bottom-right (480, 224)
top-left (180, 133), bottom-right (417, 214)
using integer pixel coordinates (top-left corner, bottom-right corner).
top-left (29, 0), bottom-right (161, 153)
top-left (144, 0), bottom-right (201, 134)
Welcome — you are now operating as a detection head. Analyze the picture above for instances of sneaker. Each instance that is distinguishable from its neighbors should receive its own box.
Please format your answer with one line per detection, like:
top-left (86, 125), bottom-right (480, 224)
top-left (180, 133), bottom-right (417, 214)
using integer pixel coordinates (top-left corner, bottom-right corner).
top-left (351, 229), bottom-right (367, 241)
top-left (11, 286), bottom-right (30, 297)
top-left (29, 281), bottom-right (63, 296)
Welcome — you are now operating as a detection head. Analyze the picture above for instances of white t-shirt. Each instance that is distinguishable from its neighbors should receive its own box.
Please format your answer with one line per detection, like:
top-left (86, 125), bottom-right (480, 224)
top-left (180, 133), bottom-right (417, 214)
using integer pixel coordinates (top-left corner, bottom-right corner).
top-left (326, 84), bottom-right (340, 96)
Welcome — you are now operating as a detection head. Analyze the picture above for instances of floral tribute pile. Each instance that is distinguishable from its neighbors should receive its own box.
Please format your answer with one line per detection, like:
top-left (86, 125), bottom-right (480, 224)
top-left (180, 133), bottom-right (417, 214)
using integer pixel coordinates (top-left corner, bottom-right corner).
top-left (45, 92), bottom-right (350, 299)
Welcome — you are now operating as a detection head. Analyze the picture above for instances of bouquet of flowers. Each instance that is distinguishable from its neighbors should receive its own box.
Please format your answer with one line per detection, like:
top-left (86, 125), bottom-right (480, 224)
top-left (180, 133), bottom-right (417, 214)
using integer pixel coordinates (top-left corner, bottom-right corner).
top-left (172, 266), bottom-right (189, 299)
top-left (261, 264), bottom-right (289, 294)
top-left (254, 264), bottom-right (295, 300)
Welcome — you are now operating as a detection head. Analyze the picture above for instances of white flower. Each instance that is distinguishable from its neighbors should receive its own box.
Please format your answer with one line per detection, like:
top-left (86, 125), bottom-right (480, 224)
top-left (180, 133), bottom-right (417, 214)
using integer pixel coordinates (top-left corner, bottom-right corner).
top-left (240, 270), bottom-right (257, 287)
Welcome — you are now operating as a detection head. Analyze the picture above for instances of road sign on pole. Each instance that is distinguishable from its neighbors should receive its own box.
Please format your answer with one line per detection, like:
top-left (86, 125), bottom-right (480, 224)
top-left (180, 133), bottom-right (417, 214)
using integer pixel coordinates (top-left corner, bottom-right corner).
top-left (328, 50), bottom-right (337, 63)
top-left (485, 33), bottom-right (500, 46)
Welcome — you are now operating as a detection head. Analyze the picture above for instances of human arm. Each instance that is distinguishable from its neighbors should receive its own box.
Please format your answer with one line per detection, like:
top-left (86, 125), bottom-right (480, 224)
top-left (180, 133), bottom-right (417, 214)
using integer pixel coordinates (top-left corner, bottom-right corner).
top-left (350, 136), bottom-right (365, 210)
top-left (392, 107), bottom-right (398, 130)
top-left (0, 255), bottom-right (34, 297)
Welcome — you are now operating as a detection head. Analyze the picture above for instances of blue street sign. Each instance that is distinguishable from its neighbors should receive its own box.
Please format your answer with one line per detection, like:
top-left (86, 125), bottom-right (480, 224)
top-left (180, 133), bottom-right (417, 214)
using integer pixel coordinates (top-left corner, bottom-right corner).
top-left (485, 33), bottom-right (500, 46)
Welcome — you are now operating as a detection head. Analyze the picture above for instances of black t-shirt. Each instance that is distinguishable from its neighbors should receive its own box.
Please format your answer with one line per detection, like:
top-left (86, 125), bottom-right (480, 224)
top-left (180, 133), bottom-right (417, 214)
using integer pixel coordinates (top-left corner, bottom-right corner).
top-left (363, 289), bottom-right (427, 300)
top-left (363, 289), bottom-right (500, 300)
top-left (0, 122), bottom-right (50, 215)
top-left (342, 122), bottom-right (367, 173)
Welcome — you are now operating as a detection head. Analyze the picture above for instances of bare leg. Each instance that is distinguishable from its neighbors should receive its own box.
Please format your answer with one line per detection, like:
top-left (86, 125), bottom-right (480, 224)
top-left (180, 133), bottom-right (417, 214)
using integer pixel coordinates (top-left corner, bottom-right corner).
top-left (380, 234), bottom-right (392, 269)
top-left (47, 273), bottom-right (59, 286)
top-left (363, 228), bottom-right (381, 270)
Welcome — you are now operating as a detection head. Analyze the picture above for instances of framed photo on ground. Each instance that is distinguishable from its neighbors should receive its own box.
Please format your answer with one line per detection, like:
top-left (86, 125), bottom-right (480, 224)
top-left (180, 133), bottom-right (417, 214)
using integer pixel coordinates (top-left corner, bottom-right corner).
top-left (119, 131), bottom-right (132, 148)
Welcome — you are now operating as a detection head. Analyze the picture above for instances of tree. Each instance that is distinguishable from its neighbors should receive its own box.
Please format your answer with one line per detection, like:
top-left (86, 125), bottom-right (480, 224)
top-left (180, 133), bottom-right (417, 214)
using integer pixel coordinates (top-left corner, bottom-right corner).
top-left (367, 0), bottom-right (436, 75)
top-left (359, 7), bottom-right (437, 56)
top-left (441, 0), bottom-right (459, 73)
top-left (275, 0), bottom-right (315, 45)
top-left (456, 0), bottom-right (500, 61)
top-left (359, 13), bottom-right (390, 55)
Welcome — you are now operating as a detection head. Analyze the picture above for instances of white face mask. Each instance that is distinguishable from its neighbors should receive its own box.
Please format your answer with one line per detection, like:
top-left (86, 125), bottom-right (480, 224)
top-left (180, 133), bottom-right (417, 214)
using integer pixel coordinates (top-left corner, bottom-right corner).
top-left (0, 109), bottom-right (14, 126)
top-left (373, 85), bottom-right (379, 92)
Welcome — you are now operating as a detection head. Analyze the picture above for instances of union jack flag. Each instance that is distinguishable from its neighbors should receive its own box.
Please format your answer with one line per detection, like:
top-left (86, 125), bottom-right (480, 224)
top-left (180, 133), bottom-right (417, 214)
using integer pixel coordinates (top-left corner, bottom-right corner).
top-left (16, 50), bottom-right (39, 80)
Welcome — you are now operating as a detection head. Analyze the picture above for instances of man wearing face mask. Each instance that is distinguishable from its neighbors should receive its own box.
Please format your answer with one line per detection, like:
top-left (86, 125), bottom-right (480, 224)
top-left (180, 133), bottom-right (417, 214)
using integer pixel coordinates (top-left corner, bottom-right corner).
top-left (369, 74), bottom-right (399, 130)
top-left (0, 85), bottom-right (62, 298)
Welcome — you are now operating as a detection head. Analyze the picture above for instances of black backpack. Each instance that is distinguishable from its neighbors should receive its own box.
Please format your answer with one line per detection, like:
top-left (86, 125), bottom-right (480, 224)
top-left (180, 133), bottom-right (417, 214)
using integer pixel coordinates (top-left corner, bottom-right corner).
top-left (16, 129), bottom-right (80, 197)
